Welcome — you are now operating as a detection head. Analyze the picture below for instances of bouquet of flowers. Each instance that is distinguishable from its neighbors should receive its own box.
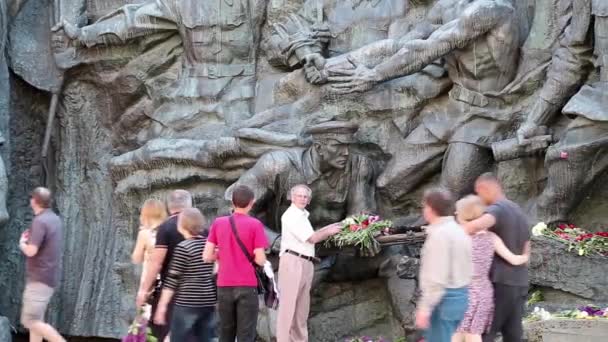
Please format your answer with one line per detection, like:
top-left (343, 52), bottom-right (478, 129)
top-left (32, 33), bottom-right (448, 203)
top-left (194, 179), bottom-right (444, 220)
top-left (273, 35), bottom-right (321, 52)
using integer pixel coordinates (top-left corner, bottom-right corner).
top-left (122, 306), bottom-right (157, 342)
top-left (325, 214), bottom-right (392, 255)
top-left (531, 222), bottom-right (608, 256)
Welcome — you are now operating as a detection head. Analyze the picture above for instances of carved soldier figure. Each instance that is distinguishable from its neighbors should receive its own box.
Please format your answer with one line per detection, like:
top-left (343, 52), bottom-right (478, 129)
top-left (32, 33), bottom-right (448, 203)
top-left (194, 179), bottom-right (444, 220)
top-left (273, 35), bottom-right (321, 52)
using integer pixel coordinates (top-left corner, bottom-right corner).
top-left (517, 0), bottom-right (608, 224)
top-left (55, 0), bottom-right (266, 139)
top-left (324, 0), bottom-right (521, 200)
top-left (225, 121), bottom-right (377, 232)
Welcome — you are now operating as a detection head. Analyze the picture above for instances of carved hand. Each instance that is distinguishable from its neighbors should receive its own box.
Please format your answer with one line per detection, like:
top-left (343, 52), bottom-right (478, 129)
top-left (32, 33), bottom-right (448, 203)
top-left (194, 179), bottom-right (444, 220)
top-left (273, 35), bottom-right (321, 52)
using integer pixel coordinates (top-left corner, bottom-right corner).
top-left (304, 53), bottom-right (328, 84)
top-left (517, 123), bottom-right (549, 146)
top-left (51, 19), bottom-right (82, 41)
top-left (327, 58), bottom-right (381, 94)
top-left (312, 23), bottom-right (332, 44)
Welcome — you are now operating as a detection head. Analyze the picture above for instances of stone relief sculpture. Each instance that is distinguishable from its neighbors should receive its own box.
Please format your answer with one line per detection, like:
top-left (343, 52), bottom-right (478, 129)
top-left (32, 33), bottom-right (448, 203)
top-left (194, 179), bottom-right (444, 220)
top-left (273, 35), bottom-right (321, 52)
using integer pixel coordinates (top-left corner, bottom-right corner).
top-left (225, 121), bottom-right (377, 241)
top-left (2, 0), bottom-right (608, 340)
top-left (56, 0), bottom-right (267, 140)
top-left (517, 0), bottom-right (608, 225)
top-left (322, 0), bottom-right (524, 202)
top-left (0, 133), bottom-right (8, 225)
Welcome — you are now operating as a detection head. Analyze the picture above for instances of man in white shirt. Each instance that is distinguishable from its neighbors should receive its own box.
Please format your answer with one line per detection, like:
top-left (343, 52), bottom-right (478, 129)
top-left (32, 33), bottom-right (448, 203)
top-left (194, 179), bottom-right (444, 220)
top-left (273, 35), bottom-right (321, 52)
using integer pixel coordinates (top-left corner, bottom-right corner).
top-left (276, 184), bottom-right (342, 342)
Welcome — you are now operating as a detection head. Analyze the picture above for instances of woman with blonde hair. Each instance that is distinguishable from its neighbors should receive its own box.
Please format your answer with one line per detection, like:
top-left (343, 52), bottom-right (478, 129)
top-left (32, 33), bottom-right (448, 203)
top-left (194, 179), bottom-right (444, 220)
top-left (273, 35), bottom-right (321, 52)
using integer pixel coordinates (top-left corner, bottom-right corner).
top-left (452, 195), bottom-right (529, 342)
top-left (132, 199), bottom-right (168, 287)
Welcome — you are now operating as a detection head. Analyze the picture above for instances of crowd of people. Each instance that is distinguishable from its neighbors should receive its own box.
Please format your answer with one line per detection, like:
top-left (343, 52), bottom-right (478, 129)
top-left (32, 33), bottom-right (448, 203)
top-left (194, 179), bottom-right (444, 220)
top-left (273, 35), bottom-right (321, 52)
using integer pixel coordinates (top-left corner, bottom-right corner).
top-left (17, 172), bottom-right (531, 342)
top-left (417, 173), bottom-right (531, 342)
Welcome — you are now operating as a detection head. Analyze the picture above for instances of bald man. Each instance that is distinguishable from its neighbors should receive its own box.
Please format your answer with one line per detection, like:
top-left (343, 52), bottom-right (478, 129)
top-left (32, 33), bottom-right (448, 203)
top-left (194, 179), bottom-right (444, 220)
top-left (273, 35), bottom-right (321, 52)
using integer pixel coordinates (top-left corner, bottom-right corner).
top-left (19, 187), bottom-right (65, 342)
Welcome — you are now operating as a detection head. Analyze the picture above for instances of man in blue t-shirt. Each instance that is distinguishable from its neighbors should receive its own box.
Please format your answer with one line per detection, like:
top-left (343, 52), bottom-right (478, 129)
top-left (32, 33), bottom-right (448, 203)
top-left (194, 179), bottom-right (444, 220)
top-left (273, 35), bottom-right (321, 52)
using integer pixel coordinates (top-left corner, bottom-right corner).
top-left (463, 173), bottom-right (531, 342)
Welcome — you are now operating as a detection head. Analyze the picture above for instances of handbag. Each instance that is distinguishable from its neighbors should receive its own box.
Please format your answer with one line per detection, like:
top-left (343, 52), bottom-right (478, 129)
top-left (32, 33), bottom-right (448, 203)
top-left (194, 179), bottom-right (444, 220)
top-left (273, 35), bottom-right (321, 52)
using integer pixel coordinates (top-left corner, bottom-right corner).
top-left (228, 215), bottom-right (279, 309)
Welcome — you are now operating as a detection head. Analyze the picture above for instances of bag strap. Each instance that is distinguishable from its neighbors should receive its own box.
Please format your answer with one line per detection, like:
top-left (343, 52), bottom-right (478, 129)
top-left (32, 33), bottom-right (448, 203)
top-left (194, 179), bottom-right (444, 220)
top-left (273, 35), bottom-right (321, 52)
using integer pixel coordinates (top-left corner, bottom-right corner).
top-left (228, 215), bottom-right (256, 266)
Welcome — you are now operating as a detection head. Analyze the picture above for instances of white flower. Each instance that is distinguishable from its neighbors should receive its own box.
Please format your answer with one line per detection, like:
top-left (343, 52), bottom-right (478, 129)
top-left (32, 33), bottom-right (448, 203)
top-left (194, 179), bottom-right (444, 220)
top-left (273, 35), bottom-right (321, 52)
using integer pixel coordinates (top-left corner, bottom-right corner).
top-left (343, 217), bottom-right (356, 225)
top-left (532, 222), bottom-right (548, 236)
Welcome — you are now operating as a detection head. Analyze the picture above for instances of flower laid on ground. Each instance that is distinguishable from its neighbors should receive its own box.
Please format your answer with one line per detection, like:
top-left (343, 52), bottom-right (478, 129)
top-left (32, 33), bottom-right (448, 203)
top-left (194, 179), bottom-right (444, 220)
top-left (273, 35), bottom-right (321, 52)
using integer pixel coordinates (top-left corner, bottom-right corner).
top-left (525, 307), bottom-right (553, 322)
top-left (345, 337), bottom-right (407, 342)
top-left (326, 214), bottom-right (392, 253)
top-left (532, 222), bottom-right (608, 256)
top-left (555, 305), bottom-right (608, 320)
top-left (525, 305), bottom-right (608, 323)
top-left (526, 289), bottom-right (544, 306)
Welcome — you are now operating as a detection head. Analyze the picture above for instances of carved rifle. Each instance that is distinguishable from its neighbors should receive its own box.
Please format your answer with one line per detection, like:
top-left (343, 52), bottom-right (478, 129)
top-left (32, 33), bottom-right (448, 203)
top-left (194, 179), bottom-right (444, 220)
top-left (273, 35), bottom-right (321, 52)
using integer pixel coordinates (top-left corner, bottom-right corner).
top-left (41, 0), bottom-right (63, 186)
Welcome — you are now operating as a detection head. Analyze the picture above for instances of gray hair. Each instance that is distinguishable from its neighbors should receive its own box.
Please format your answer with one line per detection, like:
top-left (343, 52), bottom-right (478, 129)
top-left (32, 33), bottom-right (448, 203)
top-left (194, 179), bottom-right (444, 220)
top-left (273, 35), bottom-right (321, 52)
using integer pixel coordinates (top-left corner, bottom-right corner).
top-left (168, 189), bottom-right (193, 212)
top-left (289, 184), bottom-right (312, 200)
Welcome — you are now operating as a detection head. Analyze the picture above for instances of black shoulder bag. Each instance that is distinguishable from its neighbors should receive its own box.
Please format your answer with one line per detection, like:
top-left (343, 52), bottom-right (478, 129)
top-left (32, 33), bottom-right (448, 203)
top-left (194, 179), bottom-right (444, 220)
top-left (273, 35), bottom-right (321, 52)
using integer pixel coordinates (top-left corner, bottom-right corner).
top-left (228, 215), bottom-right (279, 309)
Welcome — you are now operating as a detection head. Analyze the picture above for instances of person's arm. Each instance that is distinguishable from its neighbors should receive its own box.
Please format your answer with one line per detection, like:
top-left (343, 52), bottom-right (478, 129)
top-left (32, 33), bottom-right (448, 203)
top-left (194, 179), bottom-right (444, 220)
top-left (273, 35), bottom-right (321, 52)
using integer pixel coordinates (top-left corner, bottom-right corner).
top-left (131, 229), bottom-right (148, 264)
top-left (153, 245), bottom-right (187, 325)
top-left (253, 222), bottom-right (269, 266)
top-left (203, 223), bottom-right (219, 262)
top-left (203, 242), bottom-right (218, 262)
top-left (20, 220), bottom-right (46, 257)
top-left (136, 225), bottom-right (169, 306)
top-left (463, 213), bottom-right (496, 235)
top-left (307, 223), bottom-right (342, 244)
top-left (417, 232), bottom-right (450, 315)
top-left (493, 234), bottom-right (529, 265)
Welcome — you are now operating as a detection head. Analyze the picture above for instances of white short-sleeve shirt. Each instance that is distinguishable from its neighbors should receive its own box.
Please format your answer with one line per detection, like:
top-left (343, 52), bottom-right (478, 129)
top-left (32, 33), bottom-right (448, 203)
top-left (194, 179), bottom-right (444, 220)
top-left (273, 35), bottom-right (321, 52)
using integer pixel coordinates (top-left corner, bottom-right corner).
top-left (280, 205), bottom-right (315, 257)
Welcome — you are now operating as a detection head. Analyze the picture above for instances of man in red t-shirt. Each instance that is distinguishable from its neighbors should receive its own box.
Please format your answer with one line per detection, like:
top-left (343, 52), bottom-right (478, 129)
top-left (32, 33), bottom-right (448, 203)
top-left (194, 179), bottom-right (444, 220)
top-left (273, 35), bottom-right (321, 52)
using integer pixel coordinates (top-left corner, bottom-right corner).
top-left (203, 185), bottom-right (268, 342)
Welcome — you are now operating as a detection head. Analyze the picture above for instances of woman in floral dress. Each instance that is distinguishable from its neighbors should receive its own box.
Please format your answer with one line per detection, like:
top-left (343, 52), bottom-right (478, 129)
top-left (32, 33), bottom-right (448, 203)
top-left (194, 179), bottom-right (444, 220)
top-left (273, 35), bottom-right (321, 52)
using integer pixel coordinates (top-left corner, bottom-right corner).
top-left (451, 195), bottom-right (529, 342)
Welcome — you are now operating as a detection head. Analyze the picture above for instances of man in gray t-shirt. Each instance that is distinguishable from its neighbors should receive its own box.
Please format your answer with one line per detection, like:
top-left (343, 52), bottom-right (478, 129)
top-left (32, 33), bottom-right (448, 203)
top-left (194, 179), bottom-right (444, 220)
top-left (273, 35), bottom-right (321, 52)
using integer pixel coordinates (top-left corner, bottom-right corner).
top-left (18, 187), bottom-right (65, 342)
top-left (463, 173), bottom-right (531, 342)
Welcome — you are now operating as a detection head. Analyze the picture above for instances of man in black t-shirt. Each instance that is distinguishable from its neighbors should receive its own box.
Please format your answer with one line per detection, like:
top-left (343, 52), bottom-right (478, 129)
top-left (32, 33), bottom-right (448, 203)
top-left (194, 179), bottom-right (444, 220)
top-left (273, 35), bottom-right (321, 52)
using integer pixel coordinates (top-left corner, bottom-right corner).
top-left (463, 173), bottom-right (531, 342)
top-left (137, 189), bottom-right (192, 341)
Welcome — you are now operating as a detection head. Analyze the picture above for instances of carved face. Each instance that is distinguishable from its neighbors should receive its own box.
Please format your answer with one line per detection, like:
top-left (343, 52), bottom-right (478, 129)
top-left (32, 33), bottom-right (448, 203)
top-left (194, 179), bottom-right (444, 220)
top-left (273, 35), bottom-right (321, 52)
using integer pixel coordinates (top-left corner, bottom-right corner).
top-left (316, 139), bottom-right (350, 170)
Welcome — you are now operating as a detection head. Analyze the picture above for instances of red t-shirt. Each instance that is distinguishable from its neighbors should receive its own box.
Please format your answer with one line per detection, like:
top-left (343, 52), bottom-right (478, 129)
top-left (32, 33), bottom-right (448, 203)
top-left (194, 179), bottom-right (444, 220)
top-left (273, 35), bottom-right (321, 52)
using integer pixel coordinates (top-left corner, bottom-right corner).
top-left (208, 213), bottom-right (268, 287)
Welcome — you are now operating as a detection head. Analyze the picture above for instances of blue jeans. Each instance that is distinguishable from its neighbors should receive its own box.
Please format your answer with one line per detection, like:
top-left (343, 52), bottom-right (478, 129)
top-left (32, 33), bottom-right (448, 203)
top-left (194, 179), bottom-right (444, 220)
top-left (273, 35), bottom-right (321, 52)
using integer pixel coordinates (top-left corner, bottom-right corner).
top-left (424, 287), bottom-right (469, 342)
top-left (170, 305), bottom-right (215, 342)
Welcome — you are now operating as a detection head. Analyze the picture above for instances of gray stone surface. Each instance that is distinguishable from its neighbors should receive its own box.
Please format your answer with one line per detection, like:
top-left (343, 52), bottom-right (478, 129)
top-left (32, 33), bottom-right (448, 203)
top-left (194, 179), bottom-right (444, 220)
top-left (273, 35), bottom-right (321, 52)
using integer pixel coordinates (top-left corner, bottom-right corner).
top-left (524, 319), bottom-right (608, 342)
top-left (0, 316), bottom-right (11, 342)
top-left (529, 236), bottom-right (608, 301)
top-left (0, 0), bottom-right (608, 339)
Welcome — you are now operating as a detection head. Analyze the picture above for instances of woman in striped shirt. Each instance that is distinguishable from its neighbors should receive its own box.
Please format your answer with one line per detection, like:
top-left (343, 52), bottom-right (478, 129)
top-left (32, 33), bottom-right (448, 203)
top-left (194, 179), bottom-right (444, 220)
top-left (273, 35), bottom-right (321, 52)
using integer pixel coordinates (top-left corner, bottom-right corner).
top-left (153, 208), bottom-right (217, 342)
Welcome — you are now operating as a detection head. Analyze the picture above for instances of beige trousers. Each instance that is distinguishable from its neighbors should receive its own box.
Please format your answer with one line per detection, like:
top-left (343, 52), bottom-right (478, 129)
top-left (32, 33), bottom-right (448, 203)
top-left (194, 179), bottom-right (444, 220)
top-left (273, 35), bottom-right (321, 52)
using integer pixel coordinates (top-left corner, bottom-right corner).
top-left (276, 253), bottom-right (314, 342)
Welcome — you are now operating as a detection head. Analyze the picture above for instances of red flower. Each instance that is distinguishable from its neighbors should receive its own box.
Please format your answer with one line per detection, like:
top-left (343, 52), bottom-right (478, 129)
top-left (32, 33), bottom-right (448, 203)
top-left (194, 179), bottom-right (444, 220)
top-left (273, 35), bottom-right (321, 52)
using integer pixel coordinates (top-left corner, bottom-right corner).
top-left (349, 224), bottom-right (358, 232)
top-left (362, 219), bottom-right (369, 228)
top-left (569, 224), bottom-right (576, 228)
top-left (558, 224), bottom-right (566, 229)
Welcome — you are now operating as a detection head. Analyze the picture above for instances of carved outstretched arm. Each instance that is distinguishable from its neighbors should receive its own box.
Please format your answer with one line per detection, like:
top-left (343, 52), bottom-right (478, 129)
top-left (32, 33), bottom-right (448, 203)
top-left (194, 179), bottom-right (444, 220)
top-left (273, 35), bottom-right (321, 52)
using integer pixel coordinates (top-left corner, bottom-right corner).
top-left (526, 0), bottom-right (593, 127)
top-left (224, 152), bottom-right (284, 205)
top-left (265, 0), bottom-right (328, 69)
top-left (373, 1), bottom-right (514, 82)
top-left (78, 0), bottom-right (178, 47)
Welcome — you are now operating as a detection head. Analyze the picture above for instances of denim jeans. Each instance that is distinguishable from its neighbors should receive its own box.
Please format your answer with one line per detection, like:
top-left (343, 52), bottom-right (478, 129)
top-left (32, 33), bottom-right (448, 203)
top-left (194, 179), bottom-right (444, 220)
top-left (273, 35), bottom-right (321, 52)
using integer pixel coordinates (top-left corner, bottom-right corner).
top-left (170, 305), bottom-right (215, 342)
top-left (217, 287), bottom-right (259, 342)
top-left (425, 287), bottom-right (469, 342)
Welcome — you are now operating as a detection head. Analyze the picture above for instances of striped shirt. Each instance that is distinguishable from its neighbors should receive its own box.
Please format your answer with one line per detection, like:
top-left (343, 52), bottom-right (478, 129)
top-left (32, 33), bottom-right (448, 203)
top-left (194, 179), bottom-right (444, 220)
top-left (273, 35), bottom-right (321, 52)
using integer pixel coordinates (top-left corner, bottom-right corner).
top-left (164, 236), bottom-right (217, 307)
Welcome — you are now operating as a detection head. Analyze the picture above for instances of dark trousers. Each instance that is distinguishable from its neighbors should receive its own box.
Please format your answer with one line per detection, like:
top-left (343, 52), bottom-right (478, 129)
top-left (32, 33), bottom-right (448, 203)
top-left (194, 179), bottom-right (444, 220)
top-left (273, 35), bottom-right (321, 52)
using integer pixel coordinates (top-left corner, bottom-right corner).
top-left (150, 289), bottom-right (172, 341)
top-left (171, 305), bottom-right (215, 342)
top-left (217, 286), bottom-right (259, 342)
top-left (482, 284), bottom-right (528, 342)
